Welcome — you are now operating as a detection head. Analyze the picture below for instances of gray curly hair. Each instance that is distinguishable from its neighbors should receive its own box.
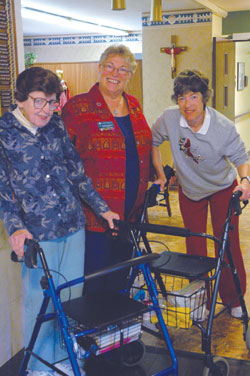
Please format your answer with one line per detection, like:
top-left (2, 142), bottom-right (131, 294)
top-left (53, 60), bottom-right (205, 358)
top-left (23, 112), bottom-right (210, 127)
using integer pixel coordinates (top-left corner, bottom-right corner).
top-left (99, 44), bottom-right (137, 74)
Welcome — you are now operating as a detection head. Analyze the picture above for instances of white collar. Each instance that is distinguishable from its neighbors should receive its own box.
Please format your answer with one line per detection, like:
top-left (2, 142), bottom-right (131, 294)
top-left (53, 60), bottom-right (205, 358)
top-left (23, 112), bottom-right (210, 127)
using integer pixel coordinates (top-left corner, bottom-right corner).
top-left (180, 107), bottom-right (210, 135)
top-left (12, 106), bottom-right (38, 135)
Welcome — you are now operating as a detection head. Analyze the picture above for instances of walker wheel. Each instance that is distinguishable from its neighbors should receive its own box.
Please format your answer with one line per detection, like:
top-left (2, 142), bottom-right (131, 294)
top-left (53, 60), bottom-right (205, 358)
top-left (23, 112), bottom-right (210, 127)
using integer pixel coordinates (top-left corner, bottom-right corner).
top-left (203, 356), bottom-right (229, 376)
top-left (105, 339), bottom-right (145, 367)
top-left (246, 325), bottom-right (250, 350)
top-left (122, 339), bottom-right (146, 366)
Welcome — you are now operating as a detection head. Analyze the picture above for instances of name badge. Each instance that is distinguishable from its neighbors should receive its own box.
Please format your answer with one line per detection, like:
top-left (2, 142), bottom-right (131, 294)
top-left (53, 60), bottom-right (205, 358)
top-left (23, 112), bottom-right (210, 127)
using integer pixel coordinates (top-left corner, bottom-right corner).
top-left (97, 121), bottom-right (115, 131)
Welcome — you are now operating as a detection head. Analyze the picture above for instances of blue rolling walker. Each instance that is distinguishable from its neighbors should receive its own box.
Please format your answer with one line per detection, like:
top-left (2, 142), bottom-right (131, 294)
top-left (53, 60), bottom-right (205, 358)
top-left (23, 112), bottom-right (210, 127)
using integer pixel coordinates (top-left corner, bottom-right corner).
top-left (12, 218), bottom-right (178, 375)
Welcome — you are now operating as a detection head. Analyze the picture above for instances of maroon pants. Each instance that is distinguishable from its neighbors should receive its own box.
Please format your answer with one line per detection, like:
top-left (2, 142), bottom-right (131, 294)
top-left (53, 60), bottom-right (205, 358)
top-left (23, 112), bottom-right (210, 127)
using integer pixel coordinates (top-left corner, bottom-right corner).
top-left (178, 181), bottom-right (246, 307)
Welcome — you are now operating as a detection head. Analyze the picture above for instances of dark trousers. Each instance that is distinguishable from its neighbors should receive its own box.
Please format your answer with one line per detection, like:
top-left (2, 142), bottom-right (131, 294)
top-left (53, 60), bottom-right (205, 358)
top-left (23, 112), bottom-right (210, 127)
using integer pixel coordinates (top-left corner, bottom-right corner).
top-left (83, 230), bottom-right (133, 295)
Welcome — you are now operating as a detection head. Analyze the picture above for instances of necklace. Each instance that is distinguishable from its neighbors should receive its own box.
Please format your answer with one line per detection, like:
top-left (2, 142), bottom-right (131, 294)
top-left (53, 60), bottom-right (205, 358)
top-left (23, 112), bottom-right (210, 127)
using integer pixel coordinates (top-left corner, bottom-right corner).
top-left (113, 97), bottom-right (124, 116)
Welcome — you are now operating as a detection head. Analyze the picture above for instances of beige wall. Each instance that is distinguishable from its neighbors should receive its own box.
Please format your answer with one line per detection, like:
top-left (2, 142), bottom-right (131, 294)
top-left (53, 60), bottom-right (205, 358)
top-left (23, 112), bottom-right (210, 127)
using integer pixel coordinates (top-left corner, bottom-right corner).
top-left (142, 23), bottom-right (213, 126)
top-left (236, 114), bottom-right (250, 153)
top-left (0, 222), bottom-right (23, 366)
top-left (212, 14), bottom-right (222, 37)
top-left (142, 21), bottom-right (213, 165)
top-left (13, 0), bottom-right (25, 74)
top-left (0, 0), bottom-right (24, 366)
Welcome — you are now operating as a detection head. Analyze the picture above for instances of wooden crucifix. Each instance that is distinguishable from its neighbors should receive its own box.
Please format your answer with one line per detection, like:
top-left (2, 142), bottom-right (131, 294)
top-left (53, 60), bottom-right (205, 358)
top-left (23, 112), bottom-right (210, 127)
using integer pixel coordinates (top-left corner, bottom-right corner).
top-left (160, 35), bottom-right (187, 78)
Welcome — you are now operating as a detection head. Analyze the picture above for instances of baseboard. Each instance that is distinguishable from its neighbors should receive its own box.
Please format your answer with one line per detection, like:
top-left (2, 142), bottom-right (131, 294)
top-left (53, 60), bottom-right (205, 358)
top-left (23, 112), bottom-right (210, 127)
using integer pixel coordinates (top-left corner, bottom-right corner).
top-left (0, 348), bottom-right (24, 376)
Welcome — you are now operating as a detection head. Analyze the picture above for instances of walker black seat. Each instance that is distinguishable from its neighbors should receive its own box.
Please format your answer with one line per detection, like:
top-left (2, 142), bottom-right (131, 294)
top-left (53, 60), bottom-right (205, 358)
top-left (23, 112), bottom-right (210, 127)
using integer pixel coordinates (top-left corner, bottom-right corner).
top-left (151, 251), bottom-right (218, 279)
top-left (62, 291), bottom-right (149, 328)
top-left (61, 254), bottom-right (158, 328)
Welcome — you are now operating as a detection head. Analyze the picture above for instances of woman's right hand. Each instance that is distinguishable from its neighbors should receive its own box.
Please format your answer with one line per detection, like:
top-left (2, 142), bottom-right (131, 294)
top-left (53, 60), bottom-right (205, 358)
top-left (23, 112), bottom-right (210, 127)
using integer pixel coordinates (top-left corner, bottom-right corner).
top-left (9, 229), bottom-right (33, 257)
top-left (153, 175), bottom-right (167, 192)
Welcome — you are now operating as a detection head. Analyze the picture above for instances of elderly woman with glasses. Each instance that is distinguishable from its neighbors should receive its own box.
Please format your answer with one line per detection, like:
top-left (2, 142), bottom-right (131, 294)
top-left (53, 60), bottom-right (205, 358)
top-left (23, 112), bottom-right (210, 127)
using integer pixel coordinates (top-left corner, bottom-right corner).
top-left (0, 66), bottom-right (119, 375)
top-left (62, 44), bottom-right (152, 295)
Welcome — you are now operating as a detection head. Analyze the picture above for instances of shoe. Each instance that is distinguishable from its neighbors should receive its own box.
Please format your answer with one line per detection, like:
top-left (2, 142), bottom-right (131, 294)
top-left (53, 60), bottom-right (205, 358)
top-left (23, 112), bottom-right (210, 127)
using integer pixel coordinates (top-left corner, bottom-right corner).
top-left (26, 371), bottom-right (54, 376)
top-left (231, 306), bottom-right (243, 318)
top-left (54, 362), bottom-right (86, 376)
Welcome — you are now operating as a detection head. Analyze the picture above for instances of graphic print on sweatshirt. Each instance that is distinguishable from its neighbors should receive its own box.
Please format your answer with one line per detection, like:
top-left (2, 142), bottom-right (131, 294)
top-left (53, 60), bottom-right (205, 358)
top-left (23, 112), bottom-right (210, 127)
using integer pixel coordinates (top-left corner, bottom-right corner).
top-left (179, 137), bottom-right (204, 164)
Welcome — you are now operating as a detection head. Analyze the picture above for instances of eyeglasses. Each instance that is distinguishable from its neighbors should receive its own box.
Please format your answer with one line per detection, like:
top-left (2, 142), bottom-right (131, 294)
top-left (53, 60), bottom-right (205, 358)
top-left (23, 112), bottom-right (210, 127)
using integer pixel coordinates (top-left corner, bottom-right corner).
top-left (29, 95), bottom-right (59, 111)
top-left (102, 63), bottom-right (130, 76)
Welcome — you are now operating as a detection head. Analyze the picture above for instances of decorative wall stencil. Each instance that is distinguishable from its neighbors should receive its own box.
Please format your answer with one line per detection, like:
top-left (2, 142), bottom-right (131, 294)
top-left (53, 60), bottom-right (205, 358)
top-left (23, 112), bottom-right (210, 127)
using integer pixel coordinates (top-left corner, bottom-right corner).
top-left (142, 11), bottom-right (212, 27)
top-left (24, 33), bottom-right (142, 48)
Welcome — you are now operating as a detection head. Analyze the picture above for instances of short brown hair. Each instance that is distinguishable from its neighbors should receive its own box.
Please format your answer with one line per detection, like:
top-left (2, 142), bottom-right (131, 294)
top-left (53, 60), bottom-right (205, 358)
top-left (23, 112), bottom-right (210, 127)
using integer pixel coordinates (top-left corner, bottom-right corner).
top-left (172, 70), bottom-right (211, 105)
top-left (15, 66), bottom-right (62, 102)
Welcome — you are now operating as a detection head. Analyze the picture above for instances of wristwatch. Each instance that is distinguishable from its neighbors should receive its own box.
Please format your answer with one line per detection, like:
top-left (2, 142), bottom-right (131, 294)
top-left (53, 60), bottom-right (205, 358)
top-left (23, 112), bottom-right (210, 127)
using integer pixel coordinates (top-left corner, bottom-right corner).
top-left (240, 176), bottom-right (250, 184)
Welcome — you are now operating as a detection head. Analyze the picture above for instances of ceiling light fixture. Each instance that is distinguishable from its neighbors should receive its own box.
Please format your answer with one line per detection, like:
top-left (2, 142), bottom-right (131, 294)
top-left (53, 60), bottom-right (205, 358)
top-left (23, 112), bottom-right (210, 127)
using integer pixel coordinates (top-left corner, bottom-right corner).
top-left (21, 6), bottom-right (129, 36)
top-left (150, 0), bottom-right (162, 22)
top-left (112, 0), bottom-right (126, 10)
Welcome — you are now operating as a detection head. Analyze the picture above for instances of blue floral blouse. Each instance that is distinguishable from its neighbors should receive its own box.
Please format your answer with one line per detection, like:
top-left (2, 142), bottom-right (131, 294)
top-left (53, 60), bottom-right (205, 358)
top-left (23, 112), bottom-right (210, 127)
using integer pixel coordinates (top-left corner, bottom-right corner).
top-left (0, 105), bottom-right (110, 241)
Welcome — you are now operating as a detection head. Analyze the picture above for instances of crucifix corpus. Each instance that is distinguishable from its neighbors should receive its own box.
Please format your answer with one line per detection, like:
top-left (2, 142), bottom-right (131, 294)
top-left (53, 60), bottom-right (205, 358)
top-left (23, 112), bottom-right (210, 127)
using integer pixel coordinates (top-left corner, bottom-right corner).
top-left (160, 35), bottom-right (187, 78)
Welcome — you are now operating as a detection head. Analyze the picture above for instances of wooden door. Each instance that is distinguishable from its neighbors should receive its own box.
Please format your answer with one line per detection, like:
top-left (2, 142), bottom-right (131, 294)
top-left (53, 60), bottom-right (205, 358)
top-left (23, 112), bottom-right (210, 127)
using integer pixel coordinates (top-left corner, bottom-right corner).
top-left (215, 40), bottom-right (235, 120)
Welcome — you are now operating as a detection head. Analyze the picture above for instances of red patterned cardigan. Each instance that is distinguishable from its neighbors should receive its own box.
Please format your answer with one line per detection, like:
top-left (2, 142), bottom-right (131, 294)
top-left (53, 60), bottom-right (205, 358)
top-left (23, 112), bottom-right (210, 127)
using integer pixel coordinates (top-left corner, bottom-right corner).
top-left (61, 83), bottom-right (152, 232)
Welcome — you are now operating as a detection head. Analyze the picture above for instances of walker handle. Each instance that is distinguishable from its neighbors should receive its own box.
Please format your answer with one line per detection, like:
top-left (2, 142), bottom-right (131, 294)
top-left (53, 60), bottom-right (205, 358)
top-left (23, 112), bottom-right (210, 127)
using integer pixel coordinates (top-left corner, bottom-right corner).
top-left (113, 220), bottom-right (190, 238)
top-left (10, 239), bottom-right (38, 268)
top-left (232, 190), bottom-right (242, 200)
top-left (231, 190), bottom-right (248, 216)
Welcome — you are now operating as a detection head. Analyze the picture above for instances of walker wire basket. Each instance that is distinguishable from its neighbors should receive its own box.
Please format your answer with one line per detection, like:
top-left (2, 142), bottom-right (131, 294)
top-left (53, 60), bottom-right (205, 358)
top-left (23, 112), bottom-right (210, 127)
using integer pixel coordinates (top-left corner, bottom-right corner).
top-left (132, 272), bottom-right (207, 329)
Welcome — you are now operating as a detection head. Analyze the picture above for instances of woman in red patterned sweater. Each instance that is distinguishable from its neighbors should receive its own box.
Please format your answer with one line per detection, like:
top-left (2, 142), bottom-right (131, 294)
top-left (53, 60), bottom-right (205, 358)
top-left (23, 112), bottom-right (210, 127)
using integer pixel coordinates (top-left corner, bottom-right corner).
top-left (62, 45), bottom-right (152, 294)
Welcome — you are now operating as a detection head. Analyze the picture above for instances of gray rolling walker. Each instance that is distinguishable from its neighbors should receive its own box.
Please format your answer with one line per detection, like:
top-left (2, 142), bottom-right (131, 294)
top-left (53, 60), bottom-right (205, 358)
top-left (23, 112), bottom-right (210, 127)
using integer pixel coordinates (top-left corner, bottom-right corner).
top-left (127, 184), bottom-right (249, 376)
